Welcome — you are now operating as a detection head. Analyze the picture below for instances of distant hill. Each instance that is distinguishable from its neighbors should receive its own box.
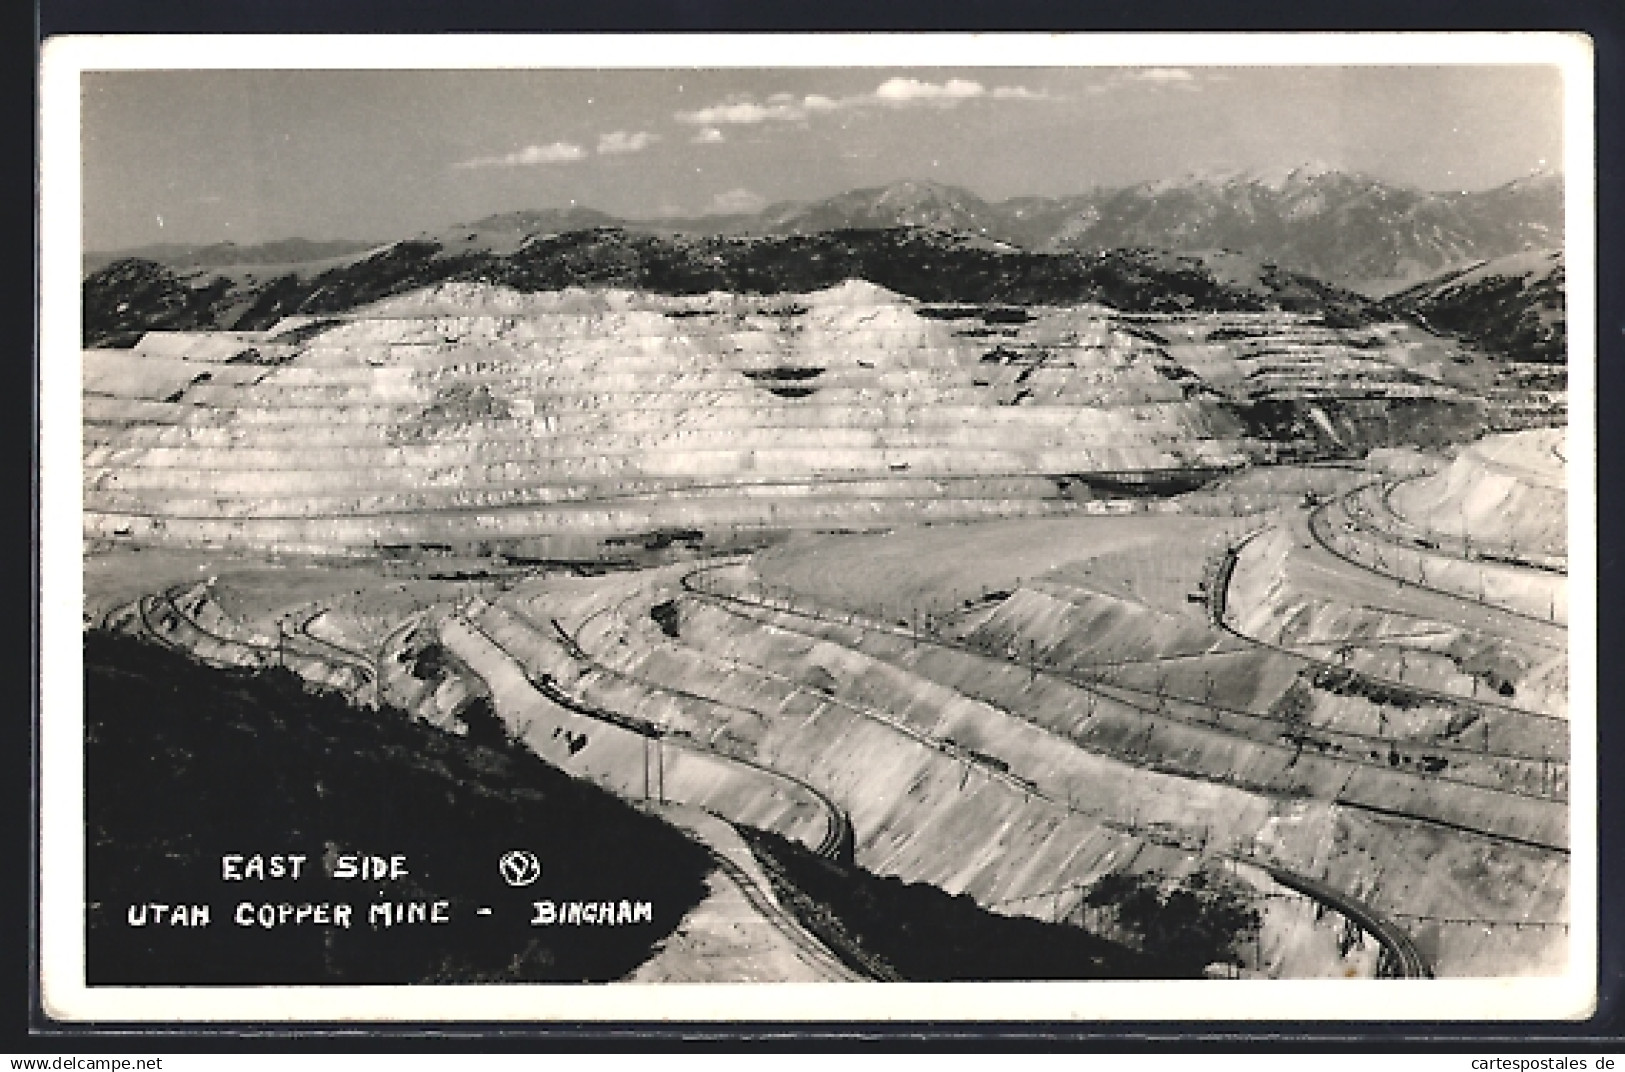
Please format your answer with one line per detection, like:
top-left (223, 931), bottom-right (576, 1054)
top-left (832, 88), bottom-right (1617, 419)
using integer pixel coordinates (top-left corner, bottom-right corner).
top-left (82, 237), bottom-right (381, 274)
top-left (82, 226), bottom-right (1380, 346)
top-left (744, 179), bottom-right (1017, 246)
top-left (84, 169), bottom-right (1563, 296)
top-left (1382, 249), bottom-right (1565, 363)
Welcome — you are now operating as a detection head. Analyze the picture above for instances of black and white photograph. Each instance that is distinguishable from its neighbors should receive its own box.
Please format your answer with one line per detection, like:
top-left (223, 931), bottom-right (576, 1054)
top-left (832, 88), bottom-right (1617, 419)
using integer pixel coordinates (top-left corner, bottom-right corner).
top-left (36, 32), bottom-right (1596, 1023)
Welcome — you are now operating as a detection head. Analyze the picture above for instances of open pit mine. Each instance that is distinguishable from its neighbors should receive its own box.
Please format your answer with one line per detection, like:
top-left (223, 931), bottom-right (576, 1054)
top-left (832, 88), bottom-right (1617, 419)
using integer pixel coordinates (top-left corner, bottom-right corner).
top-left (83, 267), bottom-right (1570, 982)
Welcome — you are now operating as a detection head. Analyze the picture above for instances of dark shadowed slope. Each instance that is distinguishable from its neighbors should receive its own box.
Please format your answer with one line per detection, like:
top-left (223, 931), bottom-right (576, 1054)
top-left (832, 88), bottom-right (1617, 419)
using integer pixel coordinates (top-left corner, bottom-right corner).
top-left (1383, 249), bottom-right (1565, 362)
top-left (83, 227), bottom-right (1378, 346)
top-left (85, 629), bottom-right (711, 985)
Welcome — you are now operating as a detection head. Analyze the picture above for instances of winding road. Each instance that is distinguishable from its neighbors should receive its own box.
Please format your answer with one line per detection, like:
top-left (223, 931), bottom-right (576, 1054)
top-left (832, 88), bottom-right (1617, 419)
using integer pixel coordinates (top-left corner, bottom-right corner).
top-left (1247, 858), bottom-right (1432, 978)
top-left (1305, 494), bottom-right (1566, 644)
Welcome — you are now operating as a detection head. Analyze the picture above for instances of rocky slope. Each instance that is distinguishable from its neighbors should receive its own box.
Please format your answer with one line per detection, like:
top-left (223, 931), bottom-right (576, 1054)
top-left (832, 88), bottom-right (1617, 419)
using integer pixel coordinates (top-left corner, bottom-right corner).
top-left (1032, 169), bottom-right (1562, 293)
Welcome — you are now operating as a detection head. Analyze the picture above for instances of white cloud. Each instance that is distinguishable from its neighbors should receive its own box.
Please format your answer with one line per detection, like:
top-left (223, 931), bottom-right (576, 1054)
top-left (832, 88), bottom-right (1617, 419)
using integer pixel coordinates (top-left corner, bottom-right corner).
top-left (872, 76), bottom-right (986, 103)
top-left (691, 127), bottom-right (726, 145)
top-left (1131, 68), bottom-right (1198, 86)
top-left (454, 141), bottom-right (586, 168)
top-left (674, 78), bottom-right (1050, 127)
top-left (991, 85), bottom-right (1049, 100)
top-left (597, 129), bottom-right (657, 155)
top-left (1083, 68), bottom-right (1208, 96)
top-left (676, 99), bottom-right (807, 125)
top-left (708, 187), bottom-right (767, 214)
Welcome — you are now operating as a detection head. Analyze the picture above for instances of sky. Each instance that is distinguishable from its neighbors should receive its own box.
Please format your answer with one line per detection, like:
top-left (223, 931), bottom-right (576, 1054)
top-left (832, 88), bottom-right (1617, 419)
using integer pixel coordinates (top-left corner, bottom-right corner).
top-left (80, 64), bottom-right (1566, 251)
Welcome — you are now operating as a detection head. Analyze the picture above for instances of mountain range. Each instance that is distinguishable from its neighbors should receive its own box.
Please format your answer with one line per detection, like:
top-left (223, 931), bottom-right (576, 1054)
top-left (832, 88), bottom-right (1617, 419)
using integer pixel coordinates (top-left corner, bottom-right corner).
top-left (86, 167), bottom-right (1563, 296)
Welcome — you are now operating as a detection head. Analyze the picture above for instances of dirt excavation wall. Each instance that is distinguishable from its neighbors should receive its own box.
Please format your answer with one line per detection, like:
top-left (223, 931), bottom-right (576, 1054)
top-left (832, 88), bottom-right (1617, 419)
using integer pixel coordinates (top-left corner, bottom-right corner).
top-left (83, 496), bottom-right (1103, 556)
top-left (83, 279), bottom-right (1496, 555)
top-left (1233, 510), bottom-right (1570, 714)
top-left (1388, 428), bottom-right (1568, 561)
top-left (1201, 482), bottom-right (1570, 974)
top-left (676, 529), bottom-right (1565, 973)
top-left (1317, 503), bottom-right (1567, 625)
top-left (110, 542), bottom-right (1566, 977)
top-left (103, 582), bottom-right (372, 697)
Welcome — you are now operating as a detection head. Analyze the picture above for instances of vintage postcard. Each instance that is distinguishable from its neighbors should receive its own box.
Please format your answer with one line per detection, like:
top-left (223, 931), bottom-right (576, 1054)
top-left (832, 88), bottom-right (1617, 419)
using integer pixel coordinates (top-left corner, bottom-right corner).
top-left (37, 32), bottom-right (1596, 1024)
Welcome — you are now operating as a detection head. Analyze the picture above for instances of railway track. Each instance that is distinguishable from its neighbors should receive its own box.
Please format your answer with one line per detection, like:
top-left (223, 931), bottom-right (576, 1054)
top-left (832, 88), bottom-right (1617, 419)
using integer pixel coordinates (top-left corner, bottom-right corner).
top-left (684, 563), bottom-right (1570, 821)
top-left (283, 606), bottom-right (380, 691)
top-left (129, 582), bottom-right (378, 685)
top-left (1307, 492), bottom-right (1567, 636)
top-left (1373, 481), bottom-right (1565, 575)
top-left (461, 608), bottom-right (855, 864)
top-left (699, 832), bottom-right (871, 982)
top-left (1212, 528), bottom-right (1566, 725)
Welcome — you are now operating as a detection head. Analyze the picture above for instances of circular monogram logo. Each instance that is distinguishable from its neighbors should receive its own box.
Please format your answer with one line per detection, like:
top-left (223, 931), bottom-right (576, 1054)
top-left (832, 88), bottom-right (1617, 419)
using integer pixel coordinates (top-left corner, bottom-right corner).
top-left (498, 849), bottom-right (542, 887)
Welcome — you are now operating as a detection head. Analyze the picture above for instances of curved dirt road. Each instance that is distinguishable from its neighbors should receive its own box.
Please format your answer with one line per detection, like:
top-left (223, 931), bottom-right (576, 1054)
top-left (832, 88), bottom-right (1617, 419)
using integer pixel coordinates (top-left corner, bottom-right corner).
top-left (1250, 859), bottom-right (1432, 978)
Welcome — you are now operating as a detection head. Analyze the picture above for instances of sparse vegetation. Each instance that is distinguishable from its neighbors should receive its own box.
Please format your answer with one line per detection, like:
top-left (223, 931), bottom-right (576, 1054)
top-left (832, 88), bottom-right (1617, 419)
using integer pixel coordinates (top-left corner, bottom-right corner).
top-left (1081, 871), bottom-right (1262, 975)
top-left (738, 826), bottom-right (1172, 980)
